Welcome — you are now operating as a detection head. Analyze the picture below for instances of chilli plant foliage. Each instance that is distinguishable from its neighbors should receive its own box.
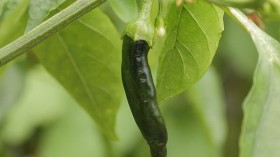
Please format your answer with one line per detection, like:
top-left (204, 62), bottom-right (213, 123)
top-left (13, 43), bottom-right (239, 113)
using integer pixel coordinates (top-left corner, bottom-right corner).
top-left (0, 0), bottom-right (280, 157)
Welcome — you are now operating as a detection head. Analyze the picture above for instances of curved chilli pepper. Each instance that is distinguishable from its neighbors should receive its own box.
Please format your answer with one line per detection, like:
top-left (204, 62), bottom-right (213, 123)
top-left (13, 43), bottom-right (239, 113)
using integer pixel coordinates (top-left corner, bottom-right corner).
top-left (121, 35), bottom-right (168, 157)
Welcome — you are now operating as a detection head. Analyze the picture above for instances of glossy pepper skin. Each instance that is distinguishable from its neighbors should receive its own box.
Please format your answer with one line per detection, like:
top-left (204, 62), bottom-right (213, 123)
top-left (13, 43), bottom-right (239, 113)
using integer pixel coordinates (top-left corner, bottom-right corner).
top-left (121, 35), bottom-right (168, 157)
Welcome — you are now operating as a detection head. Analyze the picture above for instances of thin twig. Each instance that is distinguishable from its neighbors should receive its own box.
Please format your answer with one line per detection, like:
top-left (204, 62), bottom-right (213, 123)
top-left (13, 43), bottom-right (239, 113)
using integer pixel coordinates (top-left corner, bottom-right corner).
top-left (0, 0), bottom-right (106, 67)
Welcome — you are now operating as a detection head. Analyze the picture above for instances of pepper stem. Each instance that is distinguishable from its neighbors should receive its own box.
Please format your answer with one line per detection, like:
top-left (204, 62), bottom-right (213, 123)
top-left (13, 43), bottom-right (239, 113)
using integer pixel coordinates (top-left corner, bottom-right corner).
top-left (138, 0), bottom-right (154, 21)
top-left (124, 0), bottom-right (155, 46)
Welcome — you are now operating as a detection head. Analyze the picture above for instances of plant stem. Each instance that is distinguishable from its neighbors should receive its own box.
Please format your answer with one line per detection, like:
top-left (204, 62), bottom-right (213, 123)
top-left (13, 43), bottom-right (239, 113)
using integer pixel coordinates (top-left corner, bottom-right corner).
top-left (208, 0), bottom-right (261, 8)
top-left (222, 7), bottom-right (251, 32)
top-left (138, 0), bottom-right (154, 22)
top-left (0, 0), bottom-right (106, 67)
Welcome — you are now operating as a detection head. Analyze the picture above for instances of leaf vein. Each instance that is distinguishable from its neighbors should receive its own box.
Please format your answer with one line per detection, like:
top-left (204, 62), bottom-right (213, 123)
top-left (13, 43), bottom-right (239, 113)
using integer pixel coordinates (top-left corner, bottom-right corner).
top-left (157, 51), bottom-right (173, 91)
top-left (183, 6), bottom-right (211, 61)
top-left (174, 46), bottom-right (186, 84)
top-left (57, 33), bottom-right (98, 109)
top-left (177, 40), bottom-right (199, 68)
top-left (252, 61), bottom-right (275, 156)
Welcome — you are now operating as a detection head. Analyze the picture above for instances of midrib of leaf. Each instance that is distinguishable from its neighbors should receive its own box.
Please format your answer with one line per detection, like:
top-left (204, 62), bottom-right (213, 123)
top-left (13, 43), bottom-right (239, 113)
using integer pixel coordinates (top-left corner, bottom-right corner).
top-left (57, 33), bottom-right (99, 111)
top-left (183, 5), bottom-right (211, 63)
top-left (226, 8), bottom-right (280, 157)
top-left (157, 7), bottom-right (183, 89)
top-left (175, 46), bottom-right (186, 79)
top-left (175, 4), bottom-right (217, 74)
top-left (245, 60), bottom-right (273, 156)
top-left (175, 7), bottom-right (183, 42)
top-left (157, 52), bottom-right (172, 87)
top-left (252, 63), bottom-right (274, 156)
top-left (157, 1), bottom-right (223, 102)
top-left (174, 5), bottom-right (211, 75)
top-left (76, 19), bottom-right (120, 82)
top-left (250, 35), bottom-right (280, 156)
top-left (177, 40), bottom-right (199, 67)
top-left (156, 5), bottom-right (182, 89)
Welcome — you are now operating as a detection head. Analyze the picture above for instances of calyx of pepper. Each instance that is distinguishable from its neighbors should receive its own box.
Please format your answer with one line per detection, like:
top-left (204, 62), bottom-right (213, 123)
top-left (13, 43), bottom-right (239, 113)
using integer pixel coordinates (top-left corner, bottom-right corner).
top-left (124, 19), bottom-right (154, 47)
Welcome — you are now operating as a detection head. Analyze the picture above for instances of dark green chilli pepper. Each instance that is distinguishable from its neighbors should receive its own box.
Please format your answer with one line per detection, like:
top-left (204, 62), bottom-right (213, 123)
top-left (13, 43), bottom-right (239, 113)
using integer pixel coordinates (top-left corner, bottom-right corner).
top-left (121, 35), bottom-right (168, 157)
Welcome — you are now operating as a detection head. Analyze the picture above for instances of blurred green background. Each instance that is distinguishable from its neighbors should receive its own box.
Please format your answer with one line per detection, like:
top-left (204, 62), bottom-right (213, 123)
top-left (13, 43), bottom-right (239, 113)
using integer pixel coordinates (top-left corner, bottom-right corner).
top-left (0, 1), bottom-right (280, 157)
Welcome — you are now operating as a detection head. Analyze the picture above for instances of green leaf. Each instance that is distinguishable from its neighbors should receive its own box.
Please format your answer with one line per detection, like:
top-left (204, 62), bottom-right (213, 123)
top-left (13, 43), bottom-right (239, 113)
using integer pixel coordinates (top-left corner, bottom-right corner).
top-left (185, 67), bottom-right (227, 157)
top-left (34, 9), bottom-right (122, 139)
top-left (227, 9), bottom-right (280, 157)
top-left (216, 0), bottom-right (254, 3)
top-left (163, 67), bottom-right (227, 157)
top-left (0, 0), bottom-right (29, 47)
top-left (156, 0), bottom-right (224, 102)
top-left (0, 0), bottom-right (22, 22)
top-left (208, 0), bottom-right (259, 8)
top-left (259, 0), bottom-right (280, 21)
top-left (218, 15), bottom-right (257, 79)
top-left (0, 66), bottom-right (5, 76)
top-left (0, 64), bottom-right (25, 122)
top-left (0, 66), bottom-right (69, 145)
top-left (38, 101), bottom-right (106, 157)
top-left (25, 0), bottom-right (67, 32)
top-left (108, 0), bottom-right (138, 22)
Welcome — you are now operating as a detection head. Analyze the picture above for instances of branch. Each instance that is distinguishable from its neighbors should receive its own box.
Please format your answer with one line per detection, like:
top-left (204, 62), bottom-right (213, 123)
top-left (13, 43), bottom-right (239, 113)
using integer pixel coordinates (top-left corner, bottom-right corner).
top-left (0, 0), bottom-right (106, 67)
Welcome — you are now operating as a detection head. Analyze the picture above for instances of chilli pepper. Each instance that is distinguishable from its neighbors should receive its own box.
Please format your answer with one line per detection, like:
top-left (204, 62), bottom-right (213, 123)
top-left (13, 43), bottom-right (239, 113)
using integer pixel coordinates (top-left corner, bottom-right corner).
top-left (121, 34), bottom-right (168, 157)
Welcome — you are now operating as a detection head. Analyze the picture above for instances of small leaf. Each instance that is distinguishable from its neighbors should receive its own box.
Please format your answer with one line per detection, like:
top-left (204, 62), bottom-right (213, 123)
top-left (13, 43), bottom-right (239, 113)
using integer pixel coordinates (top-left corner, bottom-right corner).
top-left (108, 0), bottom-right (138, 22)
top-left (34, 9), bottom-right (122, 139)
top-left (25, 0), bottom-right (67, 32)
top-left (0, 0), bottom-right (29, 47)
top-left (228, 9), bottom-right (280, 157)
top-left (156, 0), bottom-right (224, 102)
top-left (0, 0), bottom-right (22, 22)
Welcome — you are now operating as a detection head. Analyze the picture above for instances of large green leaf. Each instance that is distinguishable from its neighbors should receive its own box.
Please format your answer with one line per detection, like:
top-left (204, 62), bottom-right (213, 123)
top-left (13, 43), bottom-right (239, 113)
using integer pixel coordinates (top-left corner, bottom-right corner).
top-left (34, 9), bottom-right (122, 139)
top-left (38, 100), bottom-right (106, 157)
top-left (156, 0), bottom-right (224, 102)
top-left (0, 0), bottom-right (29, 47)
top-left (185, 67), bottom-right (227, 157)
top-left (0, 0), bottom-right (22, 22)
top-left (159, 67), bottom-right (226, 157)
top-left (193, 67), bottom-right (226, 157)
top-left (0, 66), bottom-right (69, 145)
top-left (0, 64), bottom-right (25, 122)
top-left (0, 66), bottom-right (5, 76)
top-left (208, 0), bottom-right (258, 8)
top-left (108, 0), bottom-right (138, 22)
top-left (25, 0), bottom-right (67, 32)
top-left (227, 8), bottom-right (280, 157)
top-left (260, 0), bottom-right (280, 21)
